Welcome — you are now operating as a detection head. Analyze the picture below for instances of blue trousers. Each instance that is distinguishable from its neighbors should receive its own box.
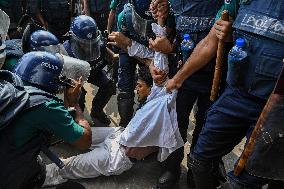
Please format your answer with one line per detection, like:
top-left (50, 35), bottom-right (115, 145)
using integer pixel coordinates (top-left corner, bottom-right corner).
top-left (117, 52), bottom-right (142, 92)
top-left (191, 85), bottom-right (268, 189)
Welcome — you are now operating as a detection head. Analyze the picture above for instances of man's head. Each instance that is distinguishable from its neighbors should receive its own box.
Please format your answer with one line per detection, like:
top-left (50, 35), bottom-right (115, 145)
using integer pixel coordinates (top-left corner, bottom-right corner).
top-left (70, 15), bottom-right (102, 61)
top-left (14, 51), bottom-right (64, 93)
top-left (136, 67), bottom-right (153, 103)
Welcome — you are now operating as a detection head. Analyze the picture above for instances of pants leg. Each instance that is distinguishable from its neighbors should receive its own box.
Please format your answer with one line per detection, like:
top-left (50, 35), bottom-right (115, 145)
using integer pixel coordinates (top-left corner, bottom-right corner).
top-left (191, 92), bottom-right (212, 151)
top-left (44, 127), bottom-right (131, 184)
top-left (190, 86), bottom-right (268, 189)
top-left (117, 53), bottom-right (138, 126)
top-left (163, 87), bottom-right (197, 172)
top-left (90, 69), bottom-right (115, 119)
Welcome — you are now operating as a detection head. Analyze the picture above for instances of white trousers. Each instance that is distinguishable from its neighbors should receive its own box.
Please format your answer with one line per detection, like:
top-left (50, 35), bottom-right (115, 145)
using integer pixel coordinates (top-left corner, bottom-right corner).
top-left (44, 127), bottom-right (133, 186)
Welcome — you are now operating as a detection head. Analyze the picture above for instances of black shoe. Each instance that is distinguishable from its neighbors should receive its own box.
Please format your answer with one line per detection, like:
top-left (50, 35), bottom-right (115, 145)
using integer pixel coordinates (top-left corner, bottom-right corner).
top-left (91, 111), bottom-right (111, 125)
top-left (187, 168), bottom-right (196, 189)
top-left (156, 170), bottom-right (180, 189)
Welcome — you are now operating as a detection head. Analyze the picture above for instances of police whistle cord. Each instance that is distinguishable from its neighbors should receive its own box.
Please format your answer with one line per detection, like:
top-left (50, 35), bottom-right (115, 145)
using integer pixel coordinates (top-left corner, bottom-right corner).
top-left (234, 62), bottom-right (284, 176)
top-left (210, 10), bottom-right (229, 101)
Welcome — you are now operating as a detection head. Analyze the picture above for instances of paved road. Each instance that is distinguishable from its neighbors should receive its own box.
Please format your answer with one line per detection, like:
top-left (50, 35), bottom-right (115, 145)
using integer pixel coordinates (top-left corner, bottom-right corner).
top-left (45, 83), bottom-right (244, 189)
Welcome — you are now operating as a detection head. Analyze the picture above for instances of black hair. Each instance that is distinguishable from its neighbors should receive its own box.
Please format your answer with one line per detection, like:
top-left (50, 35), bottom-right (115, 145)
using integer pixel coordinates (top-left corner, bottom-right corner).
top-left (137, 66), bottom-right (153, 87)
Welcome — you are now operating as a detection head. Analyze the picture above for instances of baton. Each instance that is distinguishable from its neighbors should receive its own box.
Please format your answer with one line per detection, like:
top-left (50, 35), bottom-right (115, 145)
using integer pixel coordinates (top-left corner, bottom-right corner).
top-left (210, 10), bottom-right (229, 101)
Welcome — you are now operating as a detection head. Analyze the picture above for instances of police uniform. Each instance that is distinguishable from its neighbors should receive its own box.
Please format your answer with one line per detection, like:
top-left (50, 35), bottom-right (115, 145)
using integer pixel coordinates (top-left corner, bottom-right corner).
top-left (0, 52), bottom-right (84, 189)
top-left (64, 39), bottom-right (115, 124)
top-left (158, 0), bottom-right (223, 187)
top-left (189, 0), bottom-right (284, 188)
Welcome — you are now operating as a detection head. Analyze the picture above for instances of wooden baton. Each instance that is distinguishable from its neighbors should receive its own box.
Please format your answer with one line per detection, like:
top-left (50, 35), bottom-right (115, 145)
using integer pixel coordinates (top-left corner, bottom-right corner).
top-left (210, 10), bottom-right (229, 101)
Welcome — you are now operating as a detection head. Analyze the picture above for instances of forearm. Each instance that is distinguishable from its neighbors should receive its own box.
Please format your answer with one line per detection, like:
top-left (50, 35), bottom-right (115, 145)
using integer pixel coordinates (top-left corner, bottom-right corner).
top-left (36, 12), bottom-right (46, 27)
top-left (173, 28), bottom-right (219, 84)
top-left (107, 10), bottom-right (115, 33)
top-left (83, 0), bottom-right (90, 15)
top-left (74, 104), bottom-right (90, 129)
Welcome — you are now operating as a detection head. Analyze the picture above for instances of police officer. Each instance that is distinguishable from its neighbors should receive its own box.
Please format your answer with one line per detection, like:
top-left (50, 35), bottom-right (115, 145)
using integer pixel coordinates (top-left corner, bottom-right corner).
top-left (108, 0), bottom-right (154, 127)
top-left (164, 0), bottom-right (284, 188)
top-left (64, 15), bottom-right (115, 125)
top-left (0, 51), bottom-right (91, 189)
top-left (25, 0), bottom-right (71, 42)
top-left (150, 0), bottom-right (224, 188)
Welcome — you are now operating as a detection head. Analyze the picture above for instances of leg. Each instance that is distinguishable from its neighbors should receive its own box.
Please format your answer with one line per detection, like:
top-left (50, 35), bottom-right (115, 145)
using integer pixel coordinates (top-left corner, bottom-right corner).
top-left (157, 87), bottom-right (197, 189)
top-left (45, 128), bottom-right (131, 185)
top-left (191, 92), bottom-right (212, 151)
top-left (117, 52), bottom-right (137, 127)
top-left (190, 87), bottom-right (267, 189)
top-left (187, 92), bottom-right (212, 188)
top-left (91, 69), bottom-right (115, 125)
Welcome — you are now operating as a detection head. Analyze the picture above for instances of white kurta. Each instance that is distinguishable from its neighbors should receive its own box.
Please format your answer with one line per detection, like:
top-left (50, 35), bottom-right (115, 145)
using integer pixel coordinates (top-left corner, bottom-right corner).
top-left (120, 23), bottom-right (184, 162)
top-left (44, 127), bottom-right (133, 186)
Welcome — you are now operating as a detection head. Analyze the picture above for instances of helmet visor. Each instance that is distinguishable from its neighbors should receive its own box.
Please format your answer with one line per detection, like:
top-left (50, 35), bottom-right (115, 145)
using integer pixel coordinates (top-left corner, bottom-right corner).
top-left (60, 54), bottom-right (91, 83)
top-left (70, 31), bottom-right (101, 61)
top-left (35, 44), bottom-right (61, 54)
top-left (131, 5), bottom-right (153, 38)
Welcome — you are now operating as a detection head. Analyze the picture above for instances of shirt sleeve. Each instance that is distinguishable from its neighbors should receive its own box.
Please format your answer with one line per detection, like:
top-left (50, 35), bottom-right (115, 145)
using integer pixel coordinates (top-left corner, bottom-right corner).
top-left (39, 100), bottom-right (84, 143)
top-left (216, 0), bottom-right (240, 20)
top-left (117, 10), bottom-right (125, 32)
top-left (109, 0), bottom-right (118, 10)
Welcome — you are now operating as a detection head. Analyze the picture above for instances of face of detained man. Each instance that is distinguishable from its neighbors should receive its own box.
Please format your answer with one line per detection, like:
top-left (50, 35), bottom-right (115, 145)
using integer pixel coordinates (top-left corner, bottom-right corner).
top-left (136, 79), bottom-right (151, 103)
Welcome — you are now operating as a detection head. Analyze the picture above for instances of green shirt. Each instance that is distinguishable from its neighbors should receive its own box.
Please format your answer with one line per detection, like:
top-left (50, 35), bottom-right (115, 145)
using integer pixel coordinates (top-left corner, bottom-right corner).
top-left (12, 99), bottom-right (84, 147)
top-left (216, 0), bottom-right (241, 20)
top-left (110, 0), bottom-right (119, 10)
top-left (2, 57), bottom-right (18, 71)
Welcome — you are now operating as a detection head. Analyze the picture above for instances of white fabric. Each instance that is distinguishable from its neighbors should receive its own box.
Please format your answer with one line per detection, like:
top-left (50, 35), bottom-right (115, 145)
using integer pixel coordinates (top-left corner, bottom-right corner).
top-left (44, 127), bottom-right (133, 186)
top-left (119, 23), bottom-right (184, 162)
top-left (128, 40), bottom-right (155, 58)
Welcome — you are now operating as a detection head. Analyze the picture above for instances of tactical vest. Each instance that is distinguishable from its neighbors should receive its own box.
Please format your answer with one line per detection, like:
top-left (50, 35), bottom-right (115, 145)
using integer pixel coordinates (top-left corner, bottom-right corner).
top-left (230, 0), bottom-right (284, 99)
top-left (171, 0), bottom-right (223, 90)
top-left (123, 3), bottom-right (155, 47)
top-left (0, 85), bottom-right (59, 188)
top-left (40, 0), bottom-right (70, 24)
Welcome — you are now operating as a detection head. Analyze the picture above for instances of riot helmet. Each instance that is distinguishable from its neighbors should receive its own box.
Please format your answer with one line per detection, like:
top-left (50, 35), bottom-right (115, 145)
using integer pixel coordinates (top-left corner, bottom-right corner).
top-left (130, 0), bottom-right (153, 38)
top-left (29, 30), bottom-right (61, 54)
top-left (14, 51), bottom-right (64, 92)
top-left (70, 15), bottom-right (102, 61)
